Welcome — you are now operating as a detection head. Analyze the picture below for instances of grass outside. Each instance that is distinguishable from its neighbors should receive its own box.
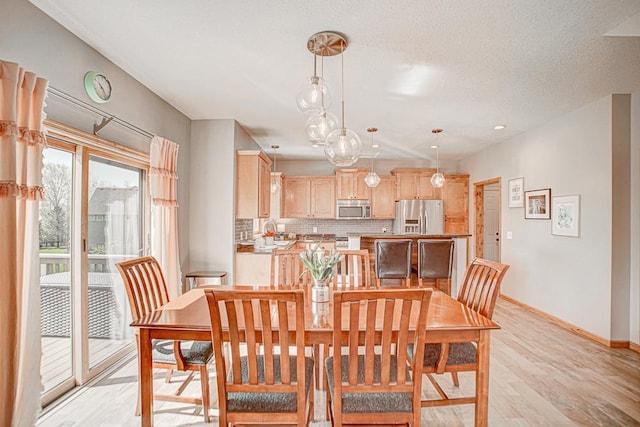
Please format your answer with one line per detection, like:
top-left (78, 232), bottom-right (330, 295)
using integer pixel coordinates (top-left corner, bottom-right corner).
top-left (40, 248), bottom-right (69, 254)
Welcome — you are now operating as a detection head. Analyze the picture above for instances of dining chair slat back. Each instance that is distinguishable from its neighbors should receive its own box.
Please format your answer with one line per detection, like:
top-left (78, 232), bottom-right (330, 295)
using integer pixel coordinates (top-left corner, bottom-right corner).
top-left (457, 257), bottom-right (509, 319)
top-left (117, 256), bottom-right (169, 321)
top-left (333, 249), bottom-right (373, 289)
top-left (271, 248), bottom-right (311, 287)
top-left (204, 288), bottom-right (314, 426)
top-left (326, 288), bottom-right (432, 426)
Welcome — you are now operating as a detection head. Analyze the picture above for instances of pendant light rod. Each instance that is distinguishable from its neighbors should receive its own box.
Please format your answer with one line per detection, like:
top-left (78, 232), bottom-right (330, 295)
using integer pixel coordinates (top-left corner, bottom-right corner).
top-left (432, 128), bottom-right (443, 171)
top-left (340, 46), bottom-right (345, 128)
top-left (430, 128), bottom-right (445, 188)
top-left (367, 127), bottom-right (378, 168)
top-left (271, 144), bottom-right (279, 171)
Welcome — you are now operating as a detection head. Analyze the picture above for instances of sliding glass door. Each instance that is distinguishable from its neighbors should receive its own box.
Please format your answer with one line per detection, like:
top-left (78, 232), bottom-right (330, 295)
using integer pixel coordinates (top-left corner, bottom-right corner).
top-left (40, 144), bottom-right (75, 401)
top-left (39, 128), bottom-right (149, 405)
top-left (87, 155), bottom-right (143, 368)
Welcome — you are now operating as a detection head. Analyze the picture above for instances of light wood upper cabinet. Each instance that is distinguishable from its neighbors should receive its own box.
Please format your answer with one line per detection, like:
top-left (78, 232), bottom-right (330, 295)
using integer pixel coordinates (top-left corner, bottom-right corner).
top-left (311, 177), bottom-right (336, 218)
top-left (236, 150), bottom-right (272, 218)
top-left (371, 176), bottom-right (396, 219)
top-left (335, 169), bottom-right (370, 200)
top-left (282, 176), bottom-right (336, 218)
top-left (282, 177), bottom-right (311, 217)
top-left (391, 169), bottom-right (440, 200)
top-left (442, 174), bottom-right (469, 234)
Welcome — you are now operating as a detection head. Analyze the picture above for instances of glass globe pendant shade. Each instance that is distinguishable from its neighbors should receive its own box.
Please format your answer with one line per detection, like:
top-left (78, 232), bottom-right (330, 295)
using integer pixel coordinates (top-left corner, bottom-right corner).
top-left (324, 128), bottom-right (362, 167)
top-left (305, 109), bottom-right (339, 146)
top-left (296, 76), bottom-right (332, 113)
top-left (431, 172), bottom-right (446, 188)
top-left (270, 179), bottom-right (281, 194)
top-left (364, 171), bottom-right (381, 187)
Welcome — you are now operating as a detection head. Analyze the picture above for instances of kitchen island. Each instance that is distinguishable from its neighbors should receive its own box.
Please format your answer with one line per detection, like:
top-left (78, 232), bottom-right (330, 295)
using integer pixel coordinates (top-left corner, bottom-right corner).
top-left (349, 233), bottom-right (470, 296)
top-left (234, 235), bottom-right (336, 285)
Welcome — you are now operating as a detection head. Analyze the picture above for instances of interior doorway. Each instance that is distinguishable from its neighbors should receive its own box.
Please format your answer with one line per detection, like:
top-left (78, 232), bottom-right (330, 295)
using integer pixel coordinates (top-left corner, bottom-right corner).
top-left (473, 178), bottom-right (501, 261)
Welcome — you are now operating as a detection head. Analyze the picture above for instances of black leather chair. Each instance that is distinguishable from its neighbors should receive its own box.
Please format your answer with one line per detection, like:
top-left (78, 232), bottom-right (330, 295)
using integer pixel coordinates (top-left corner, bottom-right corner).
top-left (374, 239), bottom-right (412, 287)
top-left (417, 239), bottom-right (455, 295)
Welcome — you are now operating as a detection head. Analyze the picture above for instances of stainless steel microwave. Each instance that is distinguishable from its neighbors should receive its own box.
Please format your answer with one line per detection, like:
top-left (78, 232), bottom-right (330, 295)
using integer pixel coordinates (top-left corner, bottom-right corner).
top-left (336, 199), bottom-right (371, 219)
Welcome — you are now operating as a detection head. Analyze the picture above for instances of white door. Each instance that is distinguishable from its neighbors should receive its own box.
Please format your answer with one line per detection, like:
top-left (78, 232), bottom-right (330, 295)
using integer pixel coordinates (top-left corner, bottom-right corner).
top-left (483, 184), bottom-right (500, 261)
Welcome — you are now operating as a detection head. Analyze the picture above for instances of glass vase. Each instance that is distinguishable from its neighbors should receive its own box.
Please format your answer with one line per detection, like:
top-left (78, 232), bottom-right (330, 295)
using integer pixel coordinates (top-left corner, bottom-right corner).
top-left (311, 278), bottom-right (330, 303)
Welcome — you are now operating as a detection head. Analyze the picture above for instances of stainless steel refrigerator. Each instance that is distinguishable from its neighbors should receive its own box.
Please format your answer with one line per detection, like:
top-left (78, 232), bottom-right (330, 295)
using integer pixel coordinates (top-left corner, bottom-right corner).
top-left (393, 200), bottom-right (444, 235)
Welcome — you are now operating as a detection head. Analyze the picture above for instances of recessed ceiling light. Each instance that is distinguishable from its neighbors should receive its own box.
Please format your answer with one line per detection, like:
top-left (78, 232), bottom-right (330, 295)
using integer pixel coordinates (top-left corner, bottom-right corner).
top-left (493, 125), bottom-right (506, 130)
top-left (372, 144), bottom-right (380, 148)
top-left (430, 145), bottom-right (439, 149)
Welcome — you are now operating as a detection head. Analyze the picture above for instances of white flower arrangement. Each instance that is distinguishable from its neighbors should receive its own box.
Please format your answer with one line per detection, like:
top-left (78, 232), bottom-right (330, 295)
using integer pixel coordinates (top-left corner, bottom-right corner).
top-left (299, 244), bottom-right (343, 282)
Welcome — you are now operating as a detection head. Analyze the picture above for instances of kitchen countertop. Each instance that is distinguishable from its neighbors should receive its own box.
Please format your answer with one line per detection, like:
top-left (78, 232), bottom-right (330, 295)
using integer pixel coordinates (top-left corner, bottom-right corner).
top-left (348, 233), bottom-right (471, 238)
top-left (236, 235), bottom-right (341, 254)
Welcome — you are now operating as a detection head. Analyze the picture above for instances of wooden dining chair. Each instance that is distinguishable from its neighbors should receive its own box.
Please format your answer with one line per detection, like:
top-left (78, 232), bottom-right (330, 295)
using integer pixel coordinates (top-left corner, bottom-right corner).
top-left (315, 249), bottom-right (374, 394)
top-left (412, 257), bottom-right (509, 410)
top-left (325, 288), bottom-right (432, 427)
top-left (332, 249), bottom-right (374, 289)
top-left (204, 288), bottom-right (314, 426)
top-left (116, 256), bottom-right (213, 422)
top-left (271, 247), bottom-right (312, 287)
top-left (416, 239), bottom-right (455, 295)
top-left (374, 239), bottom-right (413, 287)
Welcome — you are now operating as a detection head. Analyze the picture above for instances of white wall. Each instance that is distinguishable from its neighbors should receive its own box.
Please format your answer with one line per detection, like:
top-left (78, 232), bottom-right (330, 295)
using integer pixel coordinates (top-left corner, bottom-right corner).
top-left (460, 95), bottom-right (616, 340)
top-left (188, 120), bottom-right (261, 284)
top-left (2, 0), bottom-right (193, 271)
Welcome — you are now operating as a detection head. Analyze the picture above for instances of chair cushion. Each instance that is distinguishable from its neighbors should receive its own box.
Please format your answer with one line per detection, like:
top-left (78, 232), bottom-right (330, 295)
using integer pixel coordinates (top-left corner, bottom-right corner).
top-left (408, 342), bottom-right (477, 367)
top-left (325, 354), bottom-right (413, 413)
top-left (151, 339), bottom-right (213, 366)
top-left (226, 355), bottom-right (314, 413)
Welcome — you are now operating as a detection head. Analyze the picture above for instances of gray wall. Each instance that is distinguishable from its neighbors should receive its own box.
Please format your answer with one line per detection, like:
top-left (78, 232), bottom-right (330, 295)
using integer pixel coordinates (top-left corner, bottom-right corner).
top-left (460, 93), bottom-right (639, 345)
top-left (2, 0), bottom-right (192, 273)
top-left (188, 120), bottom-right (261, 283)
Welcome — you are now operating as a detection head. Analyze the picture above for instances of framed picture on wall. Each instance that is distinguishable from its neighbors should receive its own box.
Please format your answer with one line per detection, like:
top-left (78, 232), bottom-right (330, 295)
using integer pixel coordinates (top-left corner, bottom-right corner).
top-left (552, 195), bottom-right (580, 237)
top-left (508, 177), bottom-right (524, 208)
top-left (524, 188), bottom-right (551, 219)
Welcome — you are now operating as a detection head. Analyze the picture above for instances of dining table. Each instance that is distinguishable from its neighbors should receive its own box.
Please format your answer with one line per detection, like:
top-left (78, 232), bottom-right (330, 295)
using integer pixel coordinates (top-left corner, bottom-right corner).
top-left (131, 284), bottom-right (500, 427)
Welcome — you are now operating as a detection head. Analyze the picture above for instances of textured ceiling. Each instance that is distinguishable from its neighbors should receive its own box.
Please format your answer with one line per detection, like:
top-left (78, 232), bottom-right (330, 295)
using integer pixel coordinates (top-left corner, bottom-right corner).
top-left (31, 0), bottom-right (640, 161)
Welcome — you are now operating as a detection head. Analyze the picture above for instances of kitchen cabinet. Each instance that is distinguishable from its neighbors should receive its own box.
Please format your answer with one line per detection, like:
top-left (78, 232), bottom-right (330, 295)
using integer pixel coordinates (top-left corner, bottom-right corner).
top-left (391, 169), bottom-right (441, 200)
top-left (370, 176), bottom-right (396, 219)
top-left (282, 176), bottom-right (336, 218)
top-left (335, 169), bottom-right (370, 200)
top-left (236, 150), bottom-right (272, 218)
top-left (442, 174), bottom-right (469, 234)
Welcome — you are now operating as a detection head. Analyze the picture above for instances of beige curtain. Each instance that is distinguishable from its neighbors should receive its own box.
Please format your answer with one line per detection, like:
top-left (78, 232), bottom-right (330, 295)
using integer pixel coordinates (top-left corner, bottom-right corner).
top-left (150, 135), bottom-right (182, 298)
top-left (0, 61), bottom-right (48, 426)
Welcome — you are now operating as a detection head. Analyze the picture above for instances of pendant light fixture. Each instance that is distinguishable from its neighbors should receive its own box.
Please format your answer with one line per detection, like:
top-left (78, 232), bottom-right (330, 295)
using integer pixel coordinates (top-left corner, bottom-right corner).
top-left (324, 35), bottom-right (361, 167)
top-left (296, 37), bottom-right (332, 113)
top-left (305, 56), bottom-right (338, 146)
top-left (270, 145), bottom-right (281, 193)
top-left (430, 129), bottom-right (446, 188)
top-left (364, 127), bottom-right (380, 188)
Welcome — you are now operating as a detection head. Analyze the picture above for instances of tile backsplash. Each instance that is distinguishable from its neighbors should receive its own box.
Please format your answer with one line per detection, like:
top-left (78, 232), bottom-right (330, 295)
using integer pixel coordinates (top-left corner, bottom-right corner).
top-left (234, 218), bottom-right (254, 240)
top-left (235, 218), bottom-right (395, 239)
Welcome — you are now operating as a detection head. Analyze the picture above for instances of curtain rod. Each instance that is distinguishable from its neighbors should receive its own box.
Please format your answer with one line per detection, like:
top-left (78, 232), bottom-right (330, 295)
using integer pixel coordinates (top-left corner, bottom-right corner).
top-left (47, 86), bottom-right (154, 139)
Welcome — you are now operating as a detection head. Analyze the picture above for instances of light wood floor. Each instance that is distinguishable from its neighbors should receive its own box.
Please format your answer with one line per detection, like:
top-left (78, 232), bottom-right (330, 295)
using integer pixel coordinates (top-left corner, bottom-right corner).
top-left (42, 337), bottom-right (131, 392)
top-left (37, 298), bottom-right (640, 427)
